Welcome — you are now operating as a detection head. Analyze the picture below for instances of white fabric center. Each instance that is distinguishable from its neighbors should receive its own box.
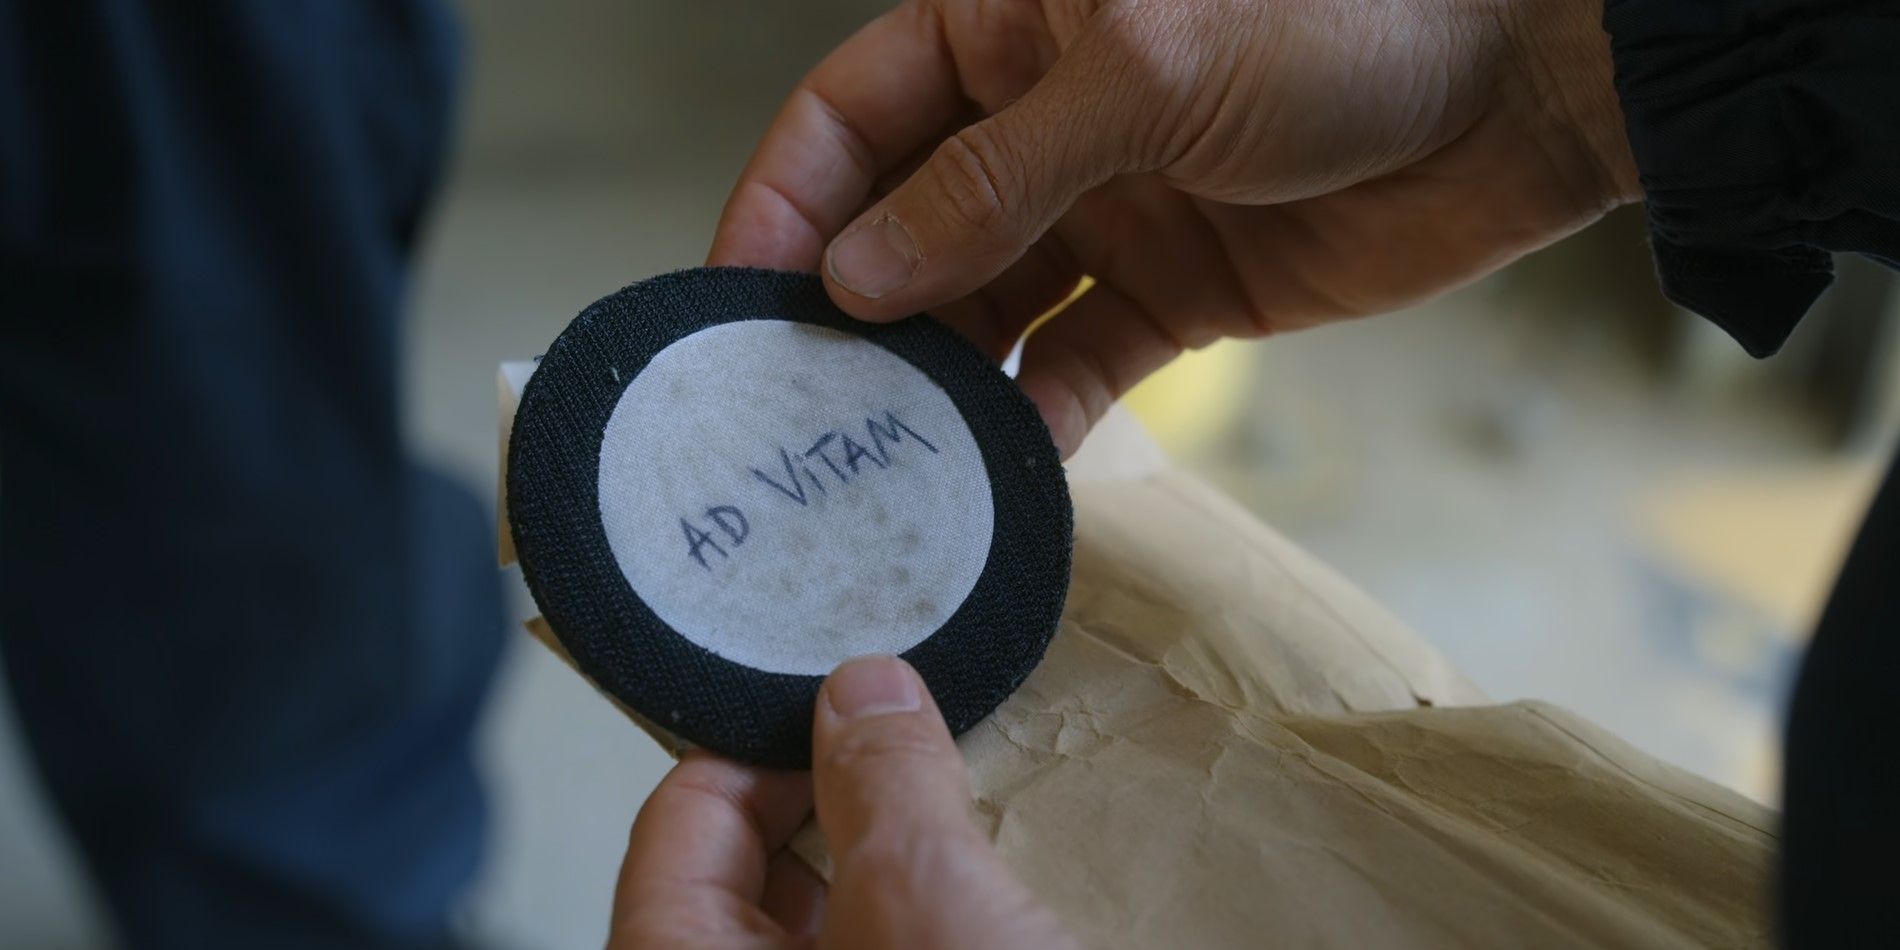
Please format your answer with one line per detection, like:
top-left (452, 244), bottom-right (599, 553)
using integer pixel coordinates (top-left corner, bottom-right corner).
top-left (597, 320), bottom-right (994, 676)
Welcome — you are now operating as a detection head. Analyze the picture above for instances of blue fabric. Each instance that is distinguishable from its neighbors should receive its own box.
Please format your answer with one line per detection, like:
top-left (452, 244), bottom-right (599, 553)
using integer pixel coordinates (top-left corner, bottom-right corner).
top-left (0, 2), bottom-right (503, 947)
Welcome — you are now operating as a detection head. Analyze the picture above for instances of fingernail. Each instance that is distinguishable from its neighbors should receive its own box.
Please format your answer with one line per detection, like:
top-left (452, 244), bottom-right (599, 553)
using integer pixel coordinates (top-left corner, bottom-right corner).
top-left (825, 655), bottom-right (922, 719)
top-left (826, 214), bottom-right (920, 299)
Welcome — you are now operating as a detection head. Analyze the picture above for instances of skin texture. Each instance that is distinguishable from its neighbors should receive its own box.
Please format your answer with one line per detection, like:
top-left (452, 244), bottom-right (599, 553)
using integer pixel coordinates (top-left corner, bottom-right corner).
top-left (705, 0), bottom-right (1639, 456)
top-left (608, 656), bottom-right (1081, 949)
top-left (619, 0), bottom-right (1646, 943)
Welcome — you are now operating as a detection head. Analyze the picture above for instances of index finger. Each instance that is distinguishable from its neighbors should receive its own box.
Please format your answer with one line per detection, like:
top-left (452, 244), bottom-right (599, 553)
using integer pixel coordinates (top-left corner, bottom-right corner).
top-left (612, 752), bottom-right (813, 934)
top-left (708, 1), bottom-right (962, 271)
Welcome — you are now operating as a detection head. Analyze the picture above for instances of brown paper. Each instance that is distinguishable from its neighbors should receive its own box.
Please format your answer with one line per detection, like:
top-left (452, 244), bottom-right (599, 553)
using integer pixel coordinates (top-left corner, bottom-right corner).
top-left (502, 370), bottom-right (1773, 948)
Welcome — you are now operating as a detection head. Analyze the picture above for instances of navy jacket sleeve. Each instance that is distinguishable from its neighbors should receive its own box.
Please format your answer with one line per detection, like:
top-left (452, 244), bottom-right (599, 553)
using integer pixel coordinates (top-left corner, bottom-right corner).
top-left (1604, 0), bottom-right (1900, 356)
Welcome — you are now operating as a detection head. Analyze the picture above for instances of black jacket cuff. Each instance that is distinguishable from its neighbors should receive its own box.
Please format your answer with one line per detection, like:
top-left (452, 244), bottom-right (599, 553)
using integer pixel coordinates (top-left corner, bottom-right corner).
top-left (1605, 0), bottom-right (1900, 357)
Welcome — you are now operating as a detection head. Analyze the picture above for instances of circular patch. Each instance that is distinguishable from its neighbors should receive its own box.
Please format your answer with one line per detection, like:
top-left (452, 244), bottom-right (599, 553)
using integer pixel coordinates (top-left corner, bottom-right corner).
top-left (507, 267), bottom-right (1072, 767)
top-left (598, 320), bottom-right (995, 676)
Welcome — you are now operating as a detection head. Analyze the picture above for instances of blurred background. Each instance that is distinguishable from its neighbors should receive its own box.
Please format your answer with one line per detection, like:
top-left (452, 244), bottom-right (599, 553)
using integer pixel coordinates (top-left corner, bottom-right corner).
top-left (4, 1), bottom-right (1896, 947)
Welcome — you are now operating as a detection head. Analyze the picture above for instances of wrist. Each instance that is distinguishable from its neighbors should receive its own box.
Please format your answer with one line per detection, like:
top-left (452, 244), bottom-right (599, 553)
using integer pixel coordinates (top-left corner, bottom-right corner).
top-left (1499, 0), bottom-right (1643, 209)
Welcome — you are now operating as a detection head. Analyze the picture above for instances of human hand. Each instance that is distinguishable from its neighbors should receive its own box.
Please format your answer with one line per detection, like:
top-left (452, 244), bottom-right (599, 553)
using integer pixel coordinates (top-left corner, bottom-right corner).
top-left (608, 655), bottom-right (1078, 949)
top-left (709, 0), bottom-right (1641, 456)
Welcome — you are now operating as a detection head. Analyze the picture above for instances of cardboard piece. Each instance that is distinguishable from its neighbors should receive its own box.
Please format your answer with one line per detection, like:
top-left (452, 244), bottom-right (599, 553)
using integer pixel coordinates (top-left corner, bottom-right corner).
top-left (501, 367), bottom-right (1774, 947)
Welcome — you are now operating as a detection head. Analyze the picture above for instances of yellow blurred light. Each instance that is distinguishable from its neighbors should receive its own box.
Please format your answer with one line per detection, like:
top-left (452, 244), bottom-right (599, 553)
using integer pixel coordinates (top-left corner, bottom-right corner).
top-left (1027, 276), bottom-right (1252, 457)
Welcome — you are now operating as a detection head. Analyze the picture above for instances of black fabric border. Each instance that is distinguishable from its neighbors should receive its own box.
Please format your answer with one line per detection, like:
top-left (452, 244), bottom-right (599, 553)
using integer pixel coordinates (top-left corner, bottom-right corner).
top-left (507, 267), bottom-right (1073, 767)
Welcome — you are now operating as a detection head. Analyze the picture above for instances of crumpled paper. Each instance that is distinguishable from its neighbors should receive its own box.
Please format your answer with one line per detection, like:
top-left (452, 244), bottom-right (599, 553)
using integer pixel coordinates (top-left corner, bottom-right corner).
top-left (502, 367), bottom-right (1773, 948)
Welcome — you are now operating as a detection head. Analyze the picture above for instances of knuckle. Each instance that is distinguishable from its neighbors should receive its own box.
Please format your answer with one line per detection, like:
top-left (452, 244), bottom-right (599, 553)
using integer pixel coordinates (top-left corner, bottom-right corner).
top-left (931, 125), bottom-right (1023, 241)
top-left (643, 763), bottom-right (769, 838)
top-left (1068, 357), bottom-right (1121, 419)
top-left (836, 824), bottom-right (1003, 915)
top-left (1060, 338), bottom-right (1124, 403)
top-left (1242, 303), bottom-right (1280, 339)
top-left (847, 824), bottom-right (964, 878)
top-left (654, 770), bottom-right (735, 814)
top-left (967, 0), bottom-right (1038, 40)
top-left (822, 716), bottom-right (948, 775)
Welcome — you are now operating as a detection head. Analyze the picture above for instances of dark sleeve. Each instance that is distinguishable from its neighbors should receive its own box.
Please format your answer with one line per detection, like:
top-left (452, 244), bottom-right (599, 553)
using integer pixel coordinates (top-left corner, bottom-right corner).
top-left (1604, 0), bottom-right (1900, 357)
top-left (1778, 449), bottom-right (1899, 948)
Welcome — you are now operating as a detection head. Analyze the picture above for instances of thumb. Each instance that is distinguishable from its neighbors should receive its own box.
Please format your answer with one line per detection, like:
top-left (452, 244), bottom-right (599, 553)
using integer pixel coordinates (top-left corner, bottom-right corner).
top-left (812, 655), bottom-right (1079, 950)
top-left (810, 655), bottom-right (979, 853)
top-left (821, 59), bottom-right (1132, 320)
